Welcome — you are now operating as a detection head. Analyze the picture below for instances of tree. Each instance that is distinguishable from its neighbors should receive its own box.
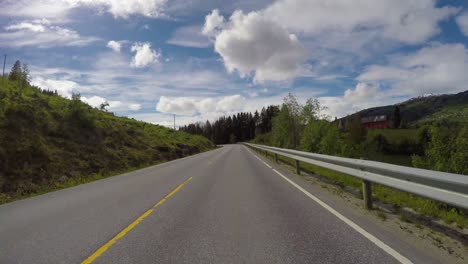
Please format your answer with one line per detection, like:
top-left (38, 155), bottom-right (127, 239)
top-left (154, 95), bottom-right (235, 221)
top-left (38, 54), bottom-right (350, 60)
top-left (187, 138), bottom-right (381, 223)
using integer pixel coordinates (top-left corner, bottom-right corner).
top-left (181, 106), bottom-right (279, 144)
top-left (99, 101), bottom-right (109, 111)
top-left (229, 134), bottom-right (236, 144)
top-left (203, 120), bottom-right (212, 141)
top-left (21, 63), bottom-right (30, 89)
top-left (302, 98), bottom-right (327, 124)
top-left (272, 104), bottom-right (293, 148)
top-left (300, 120), bottom-right (329, 153)
top-left (392, 106), bottom-right (401, 128)
top-left (284, 93), bottom-right (302, 148)
top-left (412, 124), bottom-right (467, 174)
top-left (9, 60), bottom-right (22, 82)
top-left (349, 113), bottom-right (367, 144)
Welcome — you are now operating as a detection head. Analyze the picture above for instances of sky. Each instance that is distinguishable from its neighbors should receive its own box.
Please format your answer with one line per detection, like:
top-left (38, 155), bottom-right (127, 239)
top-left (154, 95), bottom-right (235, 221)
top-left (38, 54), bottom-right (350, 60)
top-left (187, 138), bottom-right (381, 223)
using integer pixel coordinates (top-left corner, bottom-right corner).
top-left (1, 0), bottom-right (468, 127)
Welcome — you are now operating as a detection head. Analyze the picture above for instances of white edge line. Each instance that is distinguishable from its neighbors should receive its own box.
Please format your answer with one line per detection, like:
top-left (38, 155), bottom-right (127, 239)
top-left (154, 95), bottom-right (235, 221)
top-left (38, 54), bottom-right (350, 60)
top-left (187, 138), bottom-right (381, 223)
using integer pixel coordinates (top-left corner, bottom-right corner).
top-left (248, 149), bottom-right (272, 168)
top-left (262, 161), bottom-right (272, 168)
top-left (244, 146), bottom-right (412, 264)
top-left (271, 168), bottom-right (412, 264)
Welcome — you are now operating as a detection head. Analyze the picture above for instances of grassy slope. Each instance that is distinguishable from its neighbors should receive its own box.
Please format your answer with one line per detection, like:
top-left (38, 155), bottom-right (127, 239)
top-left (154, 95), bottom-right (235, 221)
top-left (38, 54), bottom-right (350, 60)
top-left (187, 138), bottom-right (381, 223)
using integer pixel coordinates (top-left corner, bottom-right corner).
top-left (343, 90), bottom-right (468, 125)
top-left (0, 77), bottom-right (214, 203)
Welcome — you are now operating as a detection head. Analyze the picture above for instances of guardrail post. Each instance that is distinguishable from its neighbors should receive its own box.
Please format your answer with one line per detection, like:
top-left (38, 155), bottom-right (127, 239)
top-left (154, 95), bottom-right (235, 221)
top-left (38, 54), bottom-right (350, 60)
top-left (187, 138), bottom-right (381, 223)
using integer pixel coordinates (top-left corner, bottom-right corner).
top-left (362, 180), bottom-right (372, 210)
top-left (295, 160), bottom-right (300, 175)
top-left (274, 153), bottom-right (278, 163)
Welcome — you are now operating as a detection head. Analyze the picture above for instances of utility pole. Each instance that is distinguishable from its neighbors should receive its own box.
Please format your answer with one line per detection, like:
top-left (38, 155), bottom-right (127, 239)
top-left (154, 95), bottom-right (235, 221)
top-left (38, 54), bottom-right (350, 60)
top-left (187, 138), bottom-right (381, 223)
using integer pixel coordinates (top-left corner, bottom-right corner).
top-left (173, 114), bottom-right (176, 130)
top-left (2, 54), bottom-right (6, 86)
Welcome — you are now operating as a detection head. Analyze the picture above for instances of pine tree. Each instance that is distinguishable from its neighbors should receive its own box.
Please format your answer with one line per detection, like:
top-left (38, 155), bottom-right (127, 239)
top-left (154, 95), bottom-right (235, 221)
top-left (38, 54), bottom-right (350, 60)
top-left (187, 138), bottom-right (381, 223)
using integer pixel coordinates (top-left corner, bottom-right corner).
top-left (21, 63), bottom-right (30, 89)
top-left (9, 60), bottom-right (22, 82)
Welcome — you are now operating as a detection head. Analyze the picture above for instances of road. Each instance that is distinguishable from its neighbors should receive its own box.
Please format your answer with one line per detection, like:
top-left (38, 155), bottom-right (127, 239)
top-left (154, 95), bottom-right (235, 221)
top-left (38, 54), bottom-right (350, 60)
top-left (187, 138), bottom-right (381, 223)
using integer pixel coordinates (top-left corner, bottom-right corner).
top-left (0, 145), bottom-right (449, 263)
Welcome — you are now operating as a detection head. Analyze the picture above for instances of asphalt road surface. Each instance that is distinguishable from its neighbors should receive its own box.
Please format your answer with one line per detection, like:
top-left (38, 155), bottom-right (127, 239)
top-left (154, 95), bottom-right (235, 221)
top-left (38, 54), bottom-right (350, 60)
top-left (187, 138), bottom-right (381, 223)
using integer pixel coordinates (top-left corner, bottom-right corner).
top-left (0, 145), bottom-right (448, 263)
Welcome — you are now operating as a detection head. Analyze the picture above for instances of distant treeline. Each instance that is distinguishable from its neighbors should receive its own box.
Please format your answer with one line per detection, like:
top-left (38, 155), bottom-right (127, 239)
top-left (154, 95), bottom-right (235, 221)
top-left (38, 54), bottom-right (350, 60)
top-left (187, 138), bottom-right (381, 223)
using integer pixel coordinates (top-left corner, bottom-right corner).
top-left (181, 93), bottom-right (467, 175)
top-left (180, 105), bottom-right (279, 144)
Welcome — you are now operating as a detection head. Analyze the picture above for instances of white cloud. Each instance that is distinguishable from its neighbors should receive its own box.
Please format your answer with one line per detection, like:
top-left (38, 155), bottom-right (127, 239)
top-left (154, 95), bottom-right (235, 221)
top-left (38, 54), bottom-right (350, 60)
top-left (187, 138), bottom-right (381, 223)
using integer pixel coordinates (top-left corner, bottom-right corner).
top-left (156, 95), bottom-right (246, 116)
top-left (201, 0), bottom-right (459, 83)
top-left (264, 0), bottom-right (459, 44)
top-left (202, 9), bottom-right (225, 36)
top-left (31, 77), bottom-right (79, 98)
top-left (216, 94), bottom-right (245, 111)
top-left (0, 1), bottom-right (73, 20)
top-left (167, 25), bottom-right (211, 48)
top-left (107, 40), bottom-right (121, 52)
top-left (128, 103), bottom-right (142, 111)
top-left (156, 96), bottom-right (198, 115)
top-left (130, 42), bottom-right (161, 68)
top-left (1, 19), bottom-right (98, 48)
top-left (0, 0), bottom-right (168, 19)
top-left (456, 12), bottom-right (468, 37)
top-left (205, 10), bottom-right (308, 82)
top-left (358, 43), bottom-right (468, 95)
top-left (81, 96), bottom-right (139, 111)
top-left (81, 95), bottom-right (108, 108)
top-left (77, 0), bottom-right (168, 18)
top-left (343, 83), bottom-right (379, 104)
top-left (5, 22), bottom-right (46, 32)
top-left (320, 82), bottom-right (397, 118)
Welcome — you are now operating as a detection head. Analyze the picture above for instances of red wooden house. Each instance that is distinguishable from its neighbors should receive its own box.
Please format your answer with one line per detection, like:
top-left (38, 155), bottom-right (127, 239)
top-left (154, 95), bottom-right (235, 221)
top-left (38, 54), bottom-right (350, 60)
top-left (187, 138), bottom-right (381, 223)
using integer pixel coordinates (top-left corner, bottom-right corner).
top-left (361, 115), bottom-right (389, 129)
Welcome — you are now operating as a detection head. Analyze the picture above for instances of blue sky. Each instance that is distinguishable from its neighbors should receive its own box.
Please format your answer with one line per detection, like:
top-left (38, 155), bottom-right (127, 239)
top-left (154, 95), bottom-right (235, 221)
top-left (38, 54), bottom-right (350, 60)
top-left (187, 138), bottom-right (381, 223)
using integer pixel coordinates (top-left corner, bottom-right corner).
top-left (1, 0), bottom-right (468, 127)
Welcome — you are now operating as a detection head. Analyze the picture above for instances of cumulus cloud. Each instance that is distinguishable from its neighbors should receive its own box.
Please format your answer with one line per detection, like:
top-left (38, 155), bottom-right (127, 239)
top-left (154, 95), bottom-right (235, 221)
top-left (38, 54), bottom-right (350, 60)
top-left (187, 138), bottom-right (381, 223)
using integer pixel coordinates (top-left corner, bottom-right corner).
top-left (0, 0), bottom-right (168, 19)
top-left (130, 42), bottom-right (161, 68)
top-left (358, 43), bottom-right (468, 95)
top-left (320, 82), bottom-right (396, 118)
top-left (204, 10), bottom-right (308, 82)
top-left (107, 40), bottom-right (121, 52)
top-left (31, 77), bottom-right (79, 98)
top-left (202, 9), bottom-right (225, 36)
top-left (456, 12), bottom-right (468, 37)
top-left (156, 95), bottom-right (246, 116)
top-left (81, 96), bottom-right (109, 108)
top-left (201, 0), bottom-right (459, 82)
top-left (156, 96), bottom-right (198, 115)
top-left (217, 94), bottom-right (245, 111)
top-left (81, 96), bottom-right (140, 111)
top-left (1, 19), bottom-right (98, 48)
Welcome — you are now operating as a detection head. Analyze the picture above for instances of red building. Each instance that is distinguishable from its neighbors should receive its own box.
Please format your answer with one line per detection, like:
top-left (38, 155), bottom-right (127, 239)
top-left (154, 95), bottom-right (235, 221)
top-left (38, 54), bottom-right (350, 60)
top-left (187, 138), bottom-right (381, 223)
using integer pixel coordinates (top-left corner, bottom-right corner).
top-left (361, 115), bottom-right (389, 129)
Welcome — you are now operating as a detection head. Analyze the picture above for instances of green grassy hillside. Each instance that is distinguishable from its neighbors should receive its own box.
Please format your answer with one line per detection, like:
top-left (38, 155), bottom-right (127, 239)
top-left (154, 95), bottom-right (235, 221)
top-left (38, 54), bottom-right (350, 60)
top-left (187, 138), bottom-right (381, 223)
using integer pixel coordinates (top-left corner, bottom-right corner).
top-left (349, 90), bottom-right (468, 126)
top-left (0, 77), bottom-right (214, 203)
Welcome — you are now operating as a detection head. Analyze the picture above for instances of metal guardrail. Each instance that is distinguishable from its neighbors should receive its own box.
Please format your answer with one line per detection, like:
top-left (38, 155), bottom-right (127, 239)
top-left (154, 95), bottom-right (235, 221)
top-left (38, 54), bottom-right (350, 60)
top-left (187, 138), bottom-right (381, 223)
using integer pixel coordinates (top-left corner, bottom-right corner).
top-left (243, 143), bottom-right (468, 210)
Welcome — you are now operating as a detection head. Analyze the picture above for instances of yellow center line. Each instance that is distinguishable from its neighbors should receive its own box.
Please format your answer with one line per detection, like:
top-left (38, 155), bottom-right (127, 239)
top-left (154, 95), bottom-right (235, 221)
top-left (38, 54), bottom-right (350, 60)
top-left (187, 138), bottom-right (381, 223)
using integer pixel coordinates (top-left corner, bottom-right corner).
top-left (81, 177), bottom-right (193, 264)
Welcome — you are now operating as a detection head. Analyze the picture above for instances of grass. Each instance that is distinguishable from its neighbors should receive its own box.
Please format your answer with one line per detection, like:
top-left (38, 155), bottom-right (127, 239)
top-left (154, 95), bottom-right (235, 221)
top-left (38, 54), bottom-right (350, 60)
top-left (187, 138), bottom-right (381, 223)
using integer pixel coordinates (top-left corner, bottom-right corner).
top-left (377, 211), bottom-right (387, 221)
top-left (417, 104), bottom-right (468, 125)
top-left (0, 77), bottom-right (215, 204)
top-left (0, 146), bottom-right (215, 205)
top-left (255, 148), bottom-right (468, 229)
top-left (399, 214), bottom-right (411, 223)
top-left (367, 129), bottom-right (419, 144)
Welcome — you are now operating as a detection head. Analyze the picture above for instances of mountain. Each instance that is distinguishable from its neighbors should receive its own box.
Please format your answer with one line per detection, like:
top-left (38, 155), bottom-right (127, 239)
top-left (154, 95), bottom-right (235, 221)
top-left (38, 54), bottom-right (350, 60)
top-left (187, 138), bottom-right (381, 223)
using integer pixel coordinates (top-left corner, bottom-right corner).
top-left (344, 90), bottom-right (468, 125)
top-left (0, 77), bottom-right (214, 202)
